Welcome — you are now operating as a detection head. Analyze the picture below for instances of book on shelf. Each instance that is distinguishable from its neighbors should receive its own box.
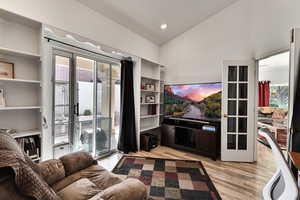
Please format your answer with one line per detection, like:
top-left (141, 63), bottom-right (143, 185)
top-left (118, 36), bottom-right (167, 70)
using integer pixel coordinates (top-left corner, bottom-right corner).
top-left (148, 104), bottom-right (157, 115)
top-left (16, 136), bottom-right (40, 159)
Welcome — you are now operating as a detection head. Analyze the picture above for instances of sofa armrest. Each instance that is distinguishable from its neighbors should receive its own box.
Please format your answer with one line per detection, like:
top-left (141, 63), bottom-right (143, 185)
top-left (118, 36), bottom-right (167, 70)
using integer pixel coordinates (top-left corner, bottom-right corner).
top-left (38, 159), bottom-right (65, 185)
top-left (89, 178), bottom-right (147, 200)
top-left (60, 152), bottom-right (97, 176)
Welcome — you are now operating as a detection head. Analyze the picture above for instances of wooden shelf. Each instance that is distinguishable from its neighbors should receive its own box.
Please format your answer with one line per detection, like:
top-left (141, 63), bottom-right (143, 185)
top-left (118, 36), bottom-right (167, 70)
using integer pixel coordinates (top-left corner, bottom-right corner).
top-left (0, 46), bottom-right (40, 59)
top-left (0, 78), bottom-right (40, 84)
top-left (140, 114), bottom-right (159, 119)
top-left (11, 129), bottom-right (41, 139)
top-left (0, 106), bottom-right (40, 111)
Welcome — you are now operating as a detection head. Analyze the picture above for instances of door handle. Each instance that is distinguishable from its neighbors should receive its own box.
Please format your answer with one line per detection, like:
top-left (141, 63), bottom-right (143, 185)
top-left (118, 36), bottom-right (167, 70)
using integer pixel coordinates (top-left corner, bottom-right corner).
top-left (74, 103), bottom-right (79, 116)
top-left (224, 114), bottom-right (228, 118)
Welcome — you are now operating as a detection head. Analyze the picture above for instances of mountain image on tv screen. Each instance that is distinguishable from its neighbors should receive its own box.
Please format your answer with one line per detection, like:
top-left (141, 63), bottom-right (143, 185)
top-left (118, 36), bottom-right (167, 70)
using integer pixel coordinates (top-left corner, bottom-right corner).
top-left (164, 83), bottom-right (222, 120)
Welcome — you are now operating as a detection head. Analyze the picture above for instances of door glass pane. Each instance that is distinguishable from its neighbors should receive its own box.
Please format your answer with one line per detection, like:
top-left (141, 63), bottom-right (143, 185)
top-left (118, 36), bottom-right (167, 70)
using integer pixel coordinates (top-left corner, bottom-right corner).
top-left (227, 134), bottom-right (236, 150)
top-left (75, 57), bottom-right (95, 153)
top-left (95, 63), bottom-right (111, 155)
top-left (227, 117), bottom-right (236, 132)
top-left (238, 135), bottom-right (247, 150)
top-left (55, 56), bottom-right (70, 82)
top-left (228, 83), bottom-right (237, 98)
top-left (238, 118), bottom-right (247, 133)
top-left (228, 66), bottom-right (237, 81)
top-left (239, 83), bottom-right (248, 98)
top-left (238, 100), bottom-right (247, 116)
top-left (54, 56), bottom-right (70, 146)
top-left (239, 66), bottom-right (248, 81)
top-left (228, 100), bottom-right (236, 115)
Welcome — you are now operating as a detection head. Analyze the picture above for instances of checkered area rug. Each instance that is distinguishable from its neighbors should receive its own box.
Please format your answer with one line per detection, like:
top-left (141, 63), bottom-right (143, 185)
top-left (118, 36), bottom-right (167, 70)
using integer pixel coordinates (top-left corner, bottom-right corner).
top-left (112, 156), bottom-right (221, 200)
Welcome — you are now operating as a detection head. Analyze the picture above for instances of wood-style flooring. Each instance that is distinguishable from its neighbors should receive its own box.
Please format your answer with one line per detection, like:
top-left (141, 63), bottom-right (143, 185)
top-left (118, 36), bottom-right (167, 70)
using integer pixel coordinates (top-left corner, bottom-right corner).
top-left (98, 143), bottom-right (276, 200)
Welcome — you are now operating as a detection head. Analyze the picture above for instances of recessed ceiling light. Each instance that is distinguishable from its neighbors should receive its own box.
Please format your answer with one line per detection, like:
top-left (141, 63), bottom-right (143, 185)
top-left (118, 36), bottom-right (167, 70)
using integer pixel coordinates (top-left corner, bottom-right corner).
top-left (160, 23), bottom-right (167, 30)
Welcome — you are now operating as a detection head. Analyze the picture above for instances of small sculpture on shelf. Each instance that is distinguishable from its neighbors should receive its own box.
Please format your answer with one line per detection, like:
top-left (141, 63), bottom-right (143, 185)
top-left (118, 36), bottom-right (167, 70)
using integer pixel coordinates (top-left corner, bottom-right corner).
top-left (145, 95), bottom-right (155, 103)
top-left (145, 83), bottom-right (155, 91)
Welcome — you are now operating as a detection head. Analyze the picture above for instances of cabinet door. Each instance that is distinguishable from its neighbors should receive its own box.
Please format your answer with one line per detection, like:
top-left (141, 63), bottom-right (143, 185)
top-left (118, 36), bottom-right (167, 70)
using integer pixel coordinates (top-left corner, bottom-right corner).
top-left (161, 124), bottom-right (175, 146)
top-left (197, 131), bottom-right (212, 153)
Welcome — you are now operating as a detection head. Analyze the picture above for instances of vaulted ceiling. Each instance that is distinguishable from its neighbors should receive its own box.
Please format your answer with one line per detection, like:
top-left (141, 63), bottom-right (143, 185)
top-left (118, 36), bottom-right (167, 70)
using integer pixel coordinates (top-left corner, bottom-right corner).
top-left (75, 0), bottom-right (238, 45)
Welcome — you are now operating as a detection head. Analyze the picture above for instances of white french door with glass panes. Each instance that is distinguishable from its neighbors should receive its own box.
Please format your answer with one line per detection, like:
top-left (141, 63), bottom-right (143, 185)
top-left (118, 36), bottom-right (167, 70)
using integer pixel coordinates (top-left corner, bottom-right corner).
top-left (52, 46), bottom-right (120, 159)
top-left (221, 60), bottom-right (255, 162)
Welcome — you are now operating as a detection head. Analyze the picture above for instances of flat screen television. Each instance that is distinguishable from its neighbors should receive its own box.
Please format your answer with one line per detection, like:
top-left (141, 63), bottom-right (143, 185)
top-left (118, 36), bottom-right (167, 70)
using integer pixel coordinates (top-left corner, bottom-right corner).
top-left (164, 82), bottom-right (222, 121)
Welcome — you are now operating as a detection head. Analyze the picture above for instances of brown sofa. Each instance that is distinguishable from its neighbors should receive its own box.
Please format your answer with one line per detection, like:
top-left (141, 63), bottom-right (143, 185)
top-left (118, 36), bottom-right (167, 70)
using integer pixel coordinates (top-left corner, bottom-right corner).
top-left (0, 134), bottom-right (147, 200)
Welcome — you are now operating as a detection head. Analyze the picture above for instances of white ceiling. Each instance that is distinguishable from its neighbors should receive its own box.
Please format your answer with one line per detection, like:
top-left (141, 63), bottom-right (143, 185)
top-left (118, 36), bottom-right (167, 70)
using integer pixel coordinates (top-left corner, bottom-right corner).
top-left (75, 0), bottom-right (238, 45)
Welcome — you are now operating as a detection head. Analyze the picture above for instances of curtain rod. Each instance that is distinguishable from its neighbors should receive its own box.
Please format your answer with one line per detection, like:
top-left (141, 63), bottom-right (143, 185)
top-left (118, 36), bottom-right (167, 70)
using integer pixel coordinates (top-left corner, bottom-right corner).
top-left (44, 36), bottom-right (132, 62)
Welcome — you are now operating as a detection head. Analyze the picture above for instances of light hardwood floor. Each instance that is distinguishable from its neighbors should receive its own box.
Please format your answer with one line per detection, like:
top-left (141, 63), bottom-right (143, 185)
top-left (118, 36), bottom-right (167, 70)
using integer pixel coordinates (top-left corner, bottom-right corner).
top-left (98, 143), bottom-right (276, 200)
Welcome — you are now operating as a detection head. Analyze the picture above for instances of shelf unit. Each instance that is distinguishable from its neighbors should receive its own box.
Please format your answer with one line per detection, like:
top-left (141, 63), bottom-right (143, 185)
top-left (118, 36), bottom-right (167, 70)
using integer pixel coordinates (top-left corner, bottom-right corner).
top-left (0, 10), bottom-right (42, 162)
top-left (139, 59), bottom-right (166, 136)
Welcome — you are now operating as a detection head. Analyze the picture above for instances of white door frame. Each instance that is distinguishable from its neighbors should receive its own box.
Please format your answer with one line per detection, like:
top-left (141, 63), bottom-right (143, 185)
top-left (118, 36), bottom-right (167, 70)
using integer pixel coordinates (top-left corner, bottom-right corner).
top-left (254, 49), bottom-right (290, 161)
top-left (221, 60), bottom-right (256, 162)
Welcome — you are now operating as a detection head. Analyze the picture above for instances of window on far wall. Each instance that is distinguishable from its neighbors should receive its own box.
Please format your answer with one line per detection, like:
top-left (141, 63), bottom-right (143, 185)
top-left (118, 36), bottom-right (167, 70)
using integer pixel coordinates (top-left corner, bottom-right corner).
top-left (269, 85), bottom-right (289, 109)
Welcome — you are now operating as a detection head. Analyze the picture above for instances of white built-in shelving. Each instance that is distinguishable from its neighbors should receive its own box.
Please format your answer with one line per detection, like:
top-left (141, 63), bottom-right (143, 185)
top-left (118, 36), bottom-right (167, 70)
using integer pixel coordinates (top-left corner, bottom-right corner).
top-left (139, 58), bottom-right (165, 136)
top-left (0, 10), bottom-right (42, 162)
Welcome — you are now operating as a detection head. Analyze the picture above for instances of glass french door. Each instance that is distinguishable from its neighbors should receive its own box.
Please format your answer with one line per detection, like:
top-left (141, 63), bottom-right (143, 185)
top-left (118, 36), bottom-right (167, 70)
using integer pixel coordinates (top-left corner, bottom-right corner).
top-left (221, 60), bottom-right (255, 162)
top-left (52, 48), bottom-right (120, 158)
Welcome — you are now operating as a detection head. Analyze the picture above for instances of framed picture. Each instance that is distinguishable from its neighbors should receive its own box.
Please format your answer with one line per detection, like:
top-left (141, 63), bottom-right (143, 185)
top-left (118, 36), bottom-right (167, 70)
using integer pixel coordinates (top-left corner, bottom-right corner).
top-left (145, 95), bottom-right (155, 103)
top-left (0, 61), bottom-right (14, 79)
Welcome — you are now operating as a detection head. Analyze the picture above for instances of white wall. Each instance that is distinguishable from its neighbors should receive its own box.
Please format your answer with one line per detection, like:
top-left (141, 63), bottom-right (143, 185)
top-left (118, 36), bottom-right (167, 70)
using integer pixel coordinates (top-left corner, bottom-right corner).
top-left (0, 0), bottom-right (159, 62)
top-left (259, 66), bottom-right (289, 85)
top-left (160, 0), bottom-right (300, 84)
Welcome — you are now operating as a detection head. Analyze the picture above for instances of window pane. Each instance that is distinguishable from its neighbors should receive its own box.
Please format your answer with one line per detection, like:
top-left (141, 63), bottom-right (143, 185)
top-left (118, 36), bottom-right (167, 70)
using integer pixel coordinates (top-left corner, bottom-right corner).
top-left (238, 100), bottom-right (247, 116)
top-left (239, 83), bottom-right (248, 98)
top-left (227, 134), bottom-right (236, 150)
top-left (238, 135), bottom-right (247, 150)
top-left (228, 66), bottom-right (237, 81)
top-left (55, 56), bottom-right (70, 82)
top-left (55, 84), bottom-right (69, 106)
top-left (227, 117), bottom-right (236, 132)
top-left (239, 66), bottom-right (248, 81)
top-left (77, 57), bottom-right (94, 82)
top-left (238, 118), bottom-right (247, 133)
top-left (228, 83), bottom-right (237, 98)
top-left (228, 100), bottom-right (236, 115)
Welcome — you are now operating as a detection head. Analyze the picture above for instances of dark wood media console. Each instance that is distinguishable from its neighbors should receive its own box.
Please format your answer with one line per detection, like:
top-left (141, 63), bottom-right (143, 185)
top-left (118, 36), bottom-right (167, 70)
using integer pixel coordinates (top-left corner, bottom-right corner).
top-left (161, 117), bottom-right (221, 160)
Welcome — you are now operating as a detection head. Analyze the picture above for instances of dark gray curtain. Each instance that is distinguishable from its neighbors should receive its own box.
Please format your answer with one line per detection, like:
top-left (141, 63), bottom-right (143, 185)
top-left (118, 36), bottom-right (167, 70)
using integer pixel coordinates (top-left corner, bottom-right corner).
top-left (118, 59), bottom-right (137, 153)
top-left (290, 60), bottom-right (300, 177)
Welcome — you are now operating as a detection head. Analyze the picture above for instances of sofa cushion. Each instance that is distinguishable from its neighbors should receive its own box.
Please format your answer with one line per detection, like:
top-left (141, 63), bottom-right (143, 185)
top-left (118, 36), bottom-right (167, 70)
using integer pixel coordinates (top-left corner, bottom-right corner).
top-left (52, 165), bottom-right (122, 192)
top-left (38, 159), bottom-right (65, 185)
top-left (60, 152), bottom-right (95, 176)
top-left (89, 178), bottom-right (147, 200)
top-left (57, 178), bottom-right (101, 200)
